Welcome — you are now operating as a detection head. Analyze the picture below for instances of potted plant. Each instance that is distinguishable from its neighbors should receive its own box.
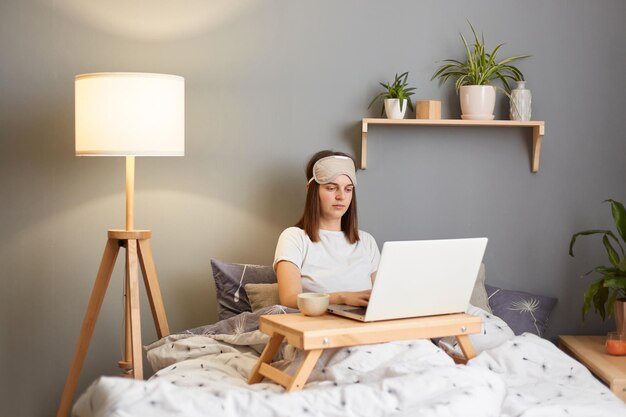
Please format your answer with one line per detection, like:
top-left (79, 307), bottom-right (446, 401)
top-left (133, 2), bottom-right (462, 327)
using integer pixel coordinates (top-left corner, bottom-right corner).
top-left (569, 199), bottom-right (626, 333)
top-left (431, 22), bottom-right (529, 120)
top-left (368, 72), bottom-right (416, 119)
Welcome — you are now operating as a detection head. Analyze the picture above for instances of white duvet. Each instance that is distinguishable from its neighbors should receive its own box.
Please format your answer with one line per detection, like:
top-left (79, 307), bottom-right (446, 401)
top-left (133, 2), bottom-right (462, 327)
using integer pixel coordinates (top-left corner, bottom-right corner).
top-left (73, 331), bottom-right (626, 417)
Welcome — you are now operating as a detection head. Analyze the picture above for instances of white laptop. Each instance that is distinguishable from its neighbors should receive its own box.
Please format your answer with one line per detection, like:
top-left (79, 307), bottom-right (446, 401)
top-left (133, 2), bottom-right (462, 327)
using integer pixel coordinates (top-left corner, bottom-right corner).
top-left (327, 238), bottom-right (488, 322)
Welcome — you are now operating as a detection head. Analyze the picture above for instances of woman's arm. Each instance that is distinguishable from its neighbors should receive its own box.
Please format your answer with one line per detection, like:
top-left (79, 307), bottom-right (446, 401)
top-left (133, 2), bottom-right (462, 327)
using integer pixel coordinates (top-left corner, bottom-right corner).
top-left (276, 261), bottom-right (303, 309)
top-left (276, 260), bottom-right (371, 308)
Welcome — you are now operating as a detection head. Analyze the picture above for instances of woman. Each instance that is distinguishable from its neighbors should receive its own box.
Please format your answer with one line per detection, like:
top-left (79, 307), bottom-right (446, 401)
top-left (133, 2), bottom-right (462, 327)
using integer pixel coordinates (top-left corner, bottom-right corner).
top-left (273, 150), bottom-right (380, 309)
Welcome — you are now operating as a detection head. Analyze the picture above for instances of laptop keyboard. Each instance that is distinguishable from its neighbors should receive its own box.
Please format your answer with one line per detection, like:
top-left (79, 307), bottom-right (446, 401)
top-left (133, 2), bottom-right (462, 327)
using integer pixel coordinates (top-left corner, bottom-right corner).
top-left (345, 306), bottom-right (367, 315)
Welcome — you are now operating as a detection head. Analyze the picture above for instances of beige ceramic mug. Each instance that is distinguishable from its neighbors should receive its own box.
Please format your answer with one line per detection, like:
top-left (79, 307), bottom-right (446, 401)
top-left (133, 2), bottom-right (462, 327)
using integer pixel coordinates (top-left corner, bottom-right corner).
top-left (297, 293), bottom-right (330, 316)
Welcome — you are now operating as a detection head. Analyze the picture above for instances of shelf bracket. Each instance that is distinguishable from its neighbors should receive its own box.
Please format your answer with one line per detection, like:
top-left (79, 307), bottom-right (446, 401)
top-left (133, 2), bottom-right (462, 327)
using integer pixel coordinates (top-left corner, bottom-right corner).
top-left (361, 120), bottom-right (369, 169)
top-left (531, 124), bottom-right (545, 173)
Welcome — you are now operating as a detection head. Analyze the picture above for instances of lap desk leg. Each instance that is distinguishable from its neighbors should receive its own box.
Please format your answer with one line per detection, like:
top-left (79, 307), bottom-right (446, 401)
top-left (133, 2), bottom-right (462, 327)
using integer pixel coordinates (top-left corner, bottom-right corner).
top-left (248, 313), bottom-right (481, 392)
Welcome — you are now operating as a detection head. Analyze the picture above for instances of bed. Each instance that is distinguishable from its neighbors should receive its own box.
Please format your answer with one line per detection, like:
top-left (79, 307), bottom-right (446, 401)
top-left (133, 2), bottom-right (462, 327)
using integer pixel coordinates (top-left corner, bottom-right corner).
top-left (71, 261), bottom-right (626, 416)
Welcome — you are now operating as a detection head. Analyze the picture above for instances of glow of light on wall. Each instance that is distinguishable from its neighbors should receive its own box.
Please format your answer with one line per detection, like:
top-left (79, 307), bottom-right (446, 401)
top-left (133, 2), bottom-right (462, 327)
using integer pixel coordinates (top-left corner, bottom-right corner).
top-left (50, 0), bottom-right (259, 40)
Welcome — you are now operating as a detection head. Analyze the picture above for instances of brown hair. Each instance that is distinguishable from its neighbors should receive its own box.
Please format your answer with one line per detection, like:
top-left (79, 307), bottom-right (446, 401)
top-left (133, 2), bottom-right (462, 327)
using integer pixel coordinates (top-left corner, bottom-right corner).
top-left (295, 150), bottom-right (360, 243)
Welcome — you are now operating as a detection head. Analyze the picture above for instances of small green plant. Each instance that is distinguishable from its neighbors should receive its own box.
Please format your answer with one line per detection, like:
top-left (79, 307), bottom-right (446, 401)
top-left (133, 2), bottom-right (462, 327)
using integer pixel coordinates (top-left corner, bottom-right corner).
top-left (569, 199), bottom-right (626, 321)
top-left (368, 72), bottom-right (416, 116)
top-left (431, 22), bottom-right (530, 94)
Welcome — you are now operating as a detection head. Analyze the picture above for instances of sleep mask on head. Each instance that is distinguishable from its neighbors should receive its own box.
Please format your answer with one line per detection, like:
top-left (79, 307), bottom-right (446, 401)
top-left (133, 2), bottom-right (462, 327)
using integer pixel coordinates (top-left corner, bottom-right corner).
top-left (308, 155), bottom-right (357, 186)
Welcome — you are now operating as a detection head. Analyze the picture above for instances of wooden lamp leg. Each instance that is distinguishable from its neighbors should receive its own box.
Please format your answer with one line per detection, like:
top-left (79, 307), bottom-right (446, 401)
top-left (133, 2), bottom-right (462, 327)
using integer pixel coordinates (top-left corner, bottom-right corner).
top-left (56, 238), bottom-right (120, 417)
top-left (118, 249), bottom-right (133, 375)
top-left (126, 239), bottom-right (143, 379)
top-left (138, 238), bottom-right (170, 338)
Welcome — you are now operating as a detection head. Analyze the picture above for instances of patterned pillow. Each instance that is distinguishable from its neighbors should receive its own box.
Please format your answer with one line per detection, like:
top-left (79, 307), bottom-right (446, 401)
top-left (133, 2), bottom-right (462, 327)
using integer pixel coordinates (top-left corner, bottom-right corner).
top-left (210, 259), bottom-right (277, 320)
top-left (486, 284), bottom-right (557, 337)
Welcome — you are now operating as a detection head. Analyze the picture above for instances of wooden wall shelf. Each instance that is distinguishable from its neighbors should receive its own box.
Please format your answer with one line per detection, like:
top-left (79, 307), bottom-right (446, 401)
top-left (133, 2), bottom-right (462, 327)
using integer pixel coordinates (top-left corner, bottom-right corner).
top-left (361, 118), bottom-right (546, 172)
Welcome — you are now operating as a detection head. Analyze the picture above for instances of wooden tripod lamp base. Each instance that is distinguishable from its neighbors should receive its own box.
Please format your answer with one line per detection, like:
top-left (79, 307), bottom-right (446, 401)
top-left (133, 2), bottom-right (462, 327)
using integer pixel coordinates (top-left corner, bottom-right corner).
top-left (56, 229), bottom-right (170, 417)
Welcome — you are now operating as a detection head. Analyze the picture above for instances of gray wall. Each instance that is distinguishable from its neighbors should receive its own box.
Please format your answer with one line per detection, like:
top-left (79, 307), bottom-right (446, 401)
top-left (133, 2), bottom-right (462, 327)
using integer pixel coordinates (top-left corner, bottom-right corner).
top-left (2, 1), bottom-right (626, 415)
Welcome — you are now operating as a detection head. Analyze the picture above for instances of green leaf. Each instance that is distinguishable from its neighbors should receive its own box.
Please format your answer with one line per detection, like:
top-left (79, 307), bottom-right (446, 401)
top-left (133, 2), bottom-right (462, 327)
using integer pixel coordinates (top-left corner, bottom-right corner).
top-left (487, 43), bottom-right (504, 68)
top-left (495, 73), bottom-right (512, 93)
top-left (605, 199), bottom-right (626, 244)
top-left (582, 279), bottom-right (603, 321)
top-left (593, 285), bottom-right (609, 320)
top-left (460, 33), bottom-right (475, 74)
top-left (593, 265), bottom-right (620, 275)
top-left (608, 292), bottom-right (618, 317)
top-left (496, 54), bottom-right (531, 67)
top-left (502, 64), bottom-right (525, 82)
top-left (603, 277), bottom-right (626, 290)
top-left (367, 92), bottom-right (385, 110)
top-left (569, 229), bottom-right (615, 256)
top-left (603, 235), bottom-right (621, 267)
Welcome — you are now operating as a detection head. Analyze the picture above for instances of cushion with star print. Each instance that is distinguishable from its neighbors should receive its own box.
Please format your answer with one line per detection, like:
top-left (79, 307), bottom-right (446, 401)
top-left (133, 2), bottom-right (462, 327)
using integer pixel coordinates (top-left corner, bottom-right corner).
top-left (486, 284), bottom-right (557, 337)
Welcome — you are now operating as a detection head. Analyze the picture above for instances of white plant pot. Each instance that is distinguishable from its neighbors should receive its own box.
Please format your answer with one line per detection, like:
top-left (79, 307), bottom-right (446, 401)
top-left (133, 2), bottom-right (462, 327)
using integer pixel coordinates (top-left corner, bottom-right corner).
top-left (384, 98), bottom-right (408, 119)
top-left (459, 85), bottom-right (496, 120)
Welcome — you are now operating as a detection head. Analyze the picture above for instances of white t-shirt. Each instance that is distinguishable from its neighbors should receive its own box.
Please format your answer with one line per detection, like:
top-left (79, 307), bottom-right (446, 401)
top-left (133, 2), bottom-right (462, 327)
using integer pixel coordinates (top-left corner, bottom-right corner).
top-left (273, 227), bottom-right (381, 293)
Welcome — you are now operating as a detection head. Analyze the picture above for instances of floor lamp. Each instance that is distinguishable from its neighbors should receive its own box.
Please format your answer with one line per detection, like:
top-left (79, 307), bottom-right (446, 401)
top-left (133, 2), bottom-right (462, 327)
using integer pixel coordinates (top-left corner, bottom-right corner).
top-left (57, 72), bottom-right (185, 417)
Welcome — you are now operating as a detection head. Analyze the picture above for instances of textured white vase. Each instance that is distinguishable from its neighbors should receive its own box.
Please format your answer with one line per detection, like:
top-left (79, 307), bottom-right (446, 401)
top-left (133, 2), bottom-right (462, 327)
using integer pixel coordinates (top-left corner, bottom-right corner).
top-left (509, 81), bottom-right (532, 121)
top-left (384, 98), bottom-right (407, 119)
top-left (459, 85), bottom-right (496, 120)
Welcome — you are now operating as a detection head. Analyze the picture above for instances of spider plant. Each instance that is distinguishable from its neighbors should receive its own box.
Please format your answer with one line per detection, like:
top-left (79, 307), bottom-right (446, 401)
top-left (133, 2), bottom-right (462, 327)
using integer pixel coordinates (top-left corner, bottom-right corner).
top-left (368, 72), bottom-right (416, 117)
top-left (431, 22), bottom-right (530, 94)
top-left (569, 199), bottom-right (626, 321)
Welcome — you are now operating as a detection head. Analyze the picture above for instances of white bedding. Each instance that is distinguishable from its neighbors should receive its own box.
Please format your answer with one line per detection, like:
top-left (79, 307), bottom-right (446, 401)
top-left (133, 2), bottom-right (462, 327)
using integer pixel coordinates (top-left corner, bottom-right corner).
top-left (73, 330), bottom-right (626, 417)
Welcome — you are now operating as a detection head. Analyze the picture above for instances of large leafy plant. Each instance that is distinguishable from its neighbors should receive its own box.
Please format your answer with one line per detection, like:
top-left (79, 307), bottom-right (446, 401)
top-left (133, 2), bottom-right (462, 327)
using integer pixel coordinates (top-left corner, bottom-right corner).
top-left (431, 22), bottom-right (530, 94)
top-left (569, 199), bottom-right (626, 321)
top-left (368, 72), bottom-right (416, 116)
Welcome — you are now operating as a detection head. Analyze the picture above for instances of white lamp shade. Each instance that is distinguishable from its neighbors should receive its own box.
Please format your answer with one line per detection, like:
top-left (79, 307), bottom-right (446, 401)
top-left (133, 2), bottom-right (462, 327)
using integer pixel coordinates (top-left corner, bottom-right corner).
top-left (75, 72), bottom-right (185, 156)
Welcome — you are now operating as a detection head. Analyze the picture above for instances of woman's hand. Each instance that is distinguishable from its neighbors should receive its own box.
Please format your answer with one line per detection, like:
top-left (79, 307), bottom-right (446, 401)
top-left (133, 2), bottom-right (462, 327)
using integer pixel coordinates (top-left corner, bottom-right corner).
top-left (330, 290), bottom-right (371, 306)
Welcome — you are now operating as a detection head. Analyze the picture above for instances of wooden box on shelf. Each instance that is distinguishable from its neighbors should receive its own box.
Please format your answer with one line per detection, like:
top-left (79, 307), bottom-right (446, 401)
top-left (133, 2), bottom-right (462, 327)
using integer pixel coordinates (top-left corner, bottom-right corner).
top-left (415, 100), bottom-right (441, 120)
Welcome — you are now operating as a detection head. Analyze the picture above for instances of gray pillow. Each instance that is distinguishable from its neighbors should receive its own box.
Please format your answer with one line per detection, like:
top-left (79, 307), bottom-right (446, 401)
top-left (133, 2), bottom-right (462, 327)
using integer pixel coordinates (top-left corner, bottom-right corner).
top-left (486, 284), bottom-right (557, 337)
top-left (210, 259), bottom-right (277, 320)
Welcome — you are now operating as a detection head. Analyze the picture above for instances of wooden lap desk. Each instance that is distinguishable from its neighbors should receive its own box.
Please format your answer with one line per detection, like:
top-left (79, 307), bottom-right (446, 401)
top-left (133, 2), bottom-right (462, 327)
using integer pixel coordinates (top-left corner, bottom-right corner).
top-left (248, 312), bottom-right (481, 392)
top-left (559, 335), bottom-right (626, 402)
